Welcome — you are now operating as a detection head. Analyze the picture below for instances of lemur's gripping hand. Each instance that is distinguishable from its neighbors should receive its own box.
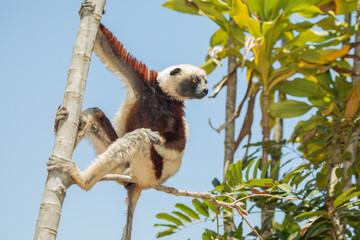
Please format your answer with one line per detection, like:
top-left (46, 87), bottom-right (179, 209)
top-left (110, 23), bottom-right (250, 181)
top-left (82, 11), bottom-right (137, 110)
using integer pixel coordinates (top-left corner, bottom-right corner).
top-left (53, 106), bottom-right (68, 133)
top-left (47, 155), bottom-right (78, 174)
top-left (47, 155), bottom-right (86, 188)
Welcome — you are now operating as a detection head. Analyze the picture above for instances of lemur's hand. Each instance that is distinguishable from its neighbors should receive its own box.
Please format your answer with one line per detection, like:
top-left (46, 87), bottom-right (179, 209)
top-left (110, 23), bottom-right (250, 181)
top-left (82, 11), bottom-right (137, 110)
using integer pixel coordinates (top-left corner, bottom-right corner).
top-left (53, 105), bottom-right (68, 133)
top-left (47, 155), bottom-right (76, 174)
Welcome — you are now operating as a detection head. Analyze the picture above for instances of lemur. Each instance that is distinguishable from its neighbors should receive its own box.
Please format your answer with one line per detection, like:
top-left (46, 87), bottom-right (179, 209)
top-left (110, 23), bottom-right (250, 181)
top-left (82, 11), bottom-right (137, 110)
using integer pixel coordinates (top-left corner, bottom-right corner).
top-left (48, 24), bottom-right (208, 240)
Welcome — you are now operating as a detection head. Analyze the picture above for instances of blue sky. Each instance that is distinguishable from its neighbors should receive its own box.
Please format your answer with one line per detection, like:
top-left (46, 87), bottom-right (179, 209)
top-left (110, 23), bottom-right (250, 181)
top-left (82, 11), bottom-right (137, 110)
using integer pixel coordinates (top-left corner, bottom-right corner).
top-left (0, 1), bottom-right (306, 239)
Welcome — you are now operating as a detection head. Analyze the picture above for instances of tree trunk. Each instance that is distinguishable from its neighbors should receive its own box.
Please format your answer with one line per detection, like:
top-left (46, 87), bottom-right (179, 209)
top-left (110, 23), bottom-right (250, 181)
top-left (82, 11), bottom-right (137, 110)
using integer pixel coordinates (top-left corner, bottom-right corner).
top-left (262, 96), bottom-right (283, 238)
top-left (260, 91), bottom-right (271, 238)
top-left (34, 1), bottom-right (106, 239)
top-left (223, 20), bottom-right (237, 234)
top-left (344, 7), bottom-right (360, 192)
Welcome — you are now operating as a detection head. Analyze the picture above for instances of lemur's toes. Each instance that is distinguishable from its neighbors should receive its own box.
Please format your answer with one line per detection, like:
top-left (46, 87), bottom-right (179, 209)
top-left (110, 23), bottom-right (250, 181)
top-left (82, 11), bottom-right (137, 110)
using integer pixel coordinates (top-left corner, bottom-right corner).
top-left (143, 129), bottom-right (164, 145)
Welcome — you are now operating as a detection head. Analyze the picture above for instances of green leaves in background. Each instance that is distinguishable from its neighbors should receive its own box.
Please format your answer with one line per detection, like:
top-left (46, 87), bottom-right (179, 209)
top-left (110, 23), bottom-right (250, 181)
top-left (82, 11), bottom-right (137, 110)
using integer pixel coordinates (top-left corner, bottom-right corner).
top-left (269, 100), bottom-right (313, 118)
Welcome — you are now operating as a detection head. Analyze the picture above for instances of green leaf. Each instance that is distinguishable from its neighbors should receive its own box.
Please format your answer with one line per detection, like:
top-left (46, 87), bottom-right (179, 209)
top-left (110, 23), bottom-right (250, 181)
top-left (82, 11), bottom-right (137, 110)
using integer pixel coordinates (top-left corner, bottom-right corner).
top-left (172, 211), bottom-right (192, 223)
top-left (333, 187), bottom-right (359, 208)
top-left (212, 178), bottom-right (221, 187)
top-left (210, 28), bottom-right (228, 47)
top-left (282, 165), bottom-right (306, 184)
top-left (192, 199), bottom-right (209, 217)
top-left (316, 71), bottom-right (333, 91)
top-left (226, 168), bottom-right (235, 187)
top-left (157, 229), bottom-right (175, 238)
top-left (247, 178), bottom-right (274, 187)
top-left (229, 163), bottom-right (240, 185)
top-left (200, 58), bottom-right (218, 75)
top-left (201, 0), bottom-right (230, 12)
top-left (162, 0), bottom-right (198, 15)
top-left (203, 199), bottom-right (217, 213)
top-left (286, 29), bottom-right (329, 48)
top-left (202, 228), bottom-right (218, 239)
top-left (295, 210), bottom-right (328, 222)
top-left (156, 213), bottom-right (183, 226)
top-left (245, 160), bottom-right (255, 181)
top-left (154, 223), bottom-right (178, 229)
top-left (233, 221), bottom-right (243, 239)
top-left (269, 100), bottom-right (313, 118)
top-left (253, 157), bottom-right (261, 179)
top-left (175, 203), bottom-right (200, 220)
top-left (230, 0), bottom-right (261, 37)
top-left (278, 183), bottom-right (292, 192)
top-left (261, 159), bottom-right (272, 179)
top-left (276, 78), bottom-right (324, 98)
top-left (236, 160), bottom-right (243, 183)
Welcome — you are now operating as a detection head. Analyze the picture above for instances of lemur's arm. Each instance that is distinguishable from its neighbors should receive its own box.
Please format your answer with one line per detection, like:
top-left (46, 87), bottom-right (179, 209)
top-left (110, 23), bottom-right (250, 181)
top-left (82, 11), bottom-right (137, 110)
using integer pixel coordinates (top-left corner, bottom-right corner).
top-left (54, 107), bottom-right (118, 154)
top-left (94, 24), bottom-right (158, 97)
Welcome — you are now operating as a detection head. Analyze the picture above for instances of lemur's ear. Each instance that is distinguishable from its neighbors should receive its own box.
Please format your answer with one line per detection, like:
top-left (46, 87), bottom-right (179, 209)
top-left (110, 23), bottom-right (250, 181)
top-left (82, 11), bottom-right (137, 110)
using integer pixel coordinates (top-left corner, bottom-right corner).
top-left (170, 68), bottom-right (181, 76)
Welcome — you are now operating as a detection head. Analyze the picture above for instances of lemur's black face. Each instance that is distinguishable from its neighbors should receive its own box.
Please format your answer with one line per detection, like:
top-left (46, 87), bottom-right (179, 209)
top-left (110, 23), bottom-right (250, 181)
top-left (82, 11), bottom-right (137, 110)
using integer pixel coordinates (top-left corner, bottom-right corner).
top-left (176, 75), bottom-right (208, 99)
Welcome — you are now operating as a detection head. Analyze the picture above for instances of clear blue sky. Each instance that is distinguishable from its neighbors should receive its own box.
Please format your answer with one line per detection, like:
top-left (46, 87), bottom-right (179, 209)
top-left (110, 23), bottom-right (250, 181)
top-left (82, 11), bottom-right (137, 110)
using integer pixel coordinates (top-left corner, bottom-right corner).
top-left (0, 1), bottom-right (304, 239)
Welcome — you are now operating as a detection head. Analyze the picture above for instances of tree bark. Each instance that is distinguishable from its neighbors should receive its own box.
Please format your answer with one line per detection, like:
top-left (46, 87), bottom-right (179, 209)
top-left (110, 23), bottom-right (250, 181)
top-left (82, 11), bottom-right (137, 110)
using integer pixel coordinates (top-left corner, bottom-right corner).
top-left (261, 95), bottom-right (283, 238)
top-left (223, 19), bottom-right (237, 234)
top-left (34, 1), bottom-right (106, 239)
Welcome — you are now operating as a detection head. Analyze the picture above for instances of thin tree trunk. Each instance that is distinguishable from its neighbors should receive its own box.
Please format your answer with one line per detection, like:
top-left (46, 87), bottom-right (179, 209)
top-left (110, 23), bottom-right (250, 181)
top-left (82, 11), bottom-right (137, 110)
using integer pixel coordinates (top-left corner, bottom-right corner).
top-left (327, 127), bottom-right (346, 240)
top-left (223, 19), bottom-right (237, 234)
top-left (260, 91), bottom-right (271, 238)
top-left (261, 96), bottom-right (283, 238)
top-left (34, 1), bottom-right (106, 239)
top-left (327, 159), bottom-right (345, 240)
top-left (344, 8), bottom-right (360, 192)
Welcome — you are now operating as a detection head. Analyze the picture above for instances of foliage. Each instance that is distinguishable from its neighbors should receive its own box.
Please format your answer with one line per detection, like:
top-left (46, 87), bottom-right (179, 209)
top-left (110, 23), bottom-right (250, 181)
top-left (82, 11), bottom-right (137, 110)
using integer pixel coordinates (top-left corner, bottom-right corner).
top-left (157, 0), bottom-right (360, 239)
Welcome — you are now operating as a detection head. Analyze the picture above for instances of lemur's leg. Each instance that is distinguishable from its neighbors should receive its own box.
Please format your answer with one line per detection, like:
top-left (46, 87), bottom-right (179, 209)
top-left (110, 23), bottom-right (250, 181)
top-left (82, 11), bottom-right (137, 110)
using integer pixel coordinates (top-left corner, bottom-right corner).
top-left (54, 106), bottom-right (118, 154)
top-left (48, 128), bottom-right (163, 191)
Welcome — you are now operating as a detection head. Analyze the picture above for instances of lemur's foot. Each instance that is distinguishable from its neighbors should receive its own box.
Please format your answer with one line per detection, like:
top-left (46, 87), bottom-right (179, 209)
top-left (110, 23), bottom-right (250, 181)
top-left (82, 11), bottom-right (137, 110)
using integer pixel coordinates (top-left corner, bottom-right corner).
top-left (141, 128), bottom-right (164, 145)
top-left (79, 0), bottom-right (95, 18)
top-left (53, 105), bottom-right (68, 132)
top-left (47, 155), bottom-right (76, 173)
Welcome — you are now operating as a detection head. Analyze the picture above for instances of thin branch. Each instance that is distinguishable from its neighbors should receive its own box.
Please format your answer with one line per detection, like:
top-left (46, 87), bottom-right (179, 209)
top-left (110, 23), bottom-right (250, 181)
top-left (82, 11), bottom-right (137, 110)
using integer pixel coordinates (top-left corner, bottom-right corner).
top-left (235, 208), bottom-right (263, 240)
top-left (210, 71), bottom-right (254, 133)
top-left (215, 203), bottom-right (220, 240)
top-left (100, 174), bottom-right (298, 240)
top-left (237, 194), bottom-right (298, 202)
top-left (100, 174), bottom-right (247, 214)
top-left (156, 186), bottom-right (249, 214)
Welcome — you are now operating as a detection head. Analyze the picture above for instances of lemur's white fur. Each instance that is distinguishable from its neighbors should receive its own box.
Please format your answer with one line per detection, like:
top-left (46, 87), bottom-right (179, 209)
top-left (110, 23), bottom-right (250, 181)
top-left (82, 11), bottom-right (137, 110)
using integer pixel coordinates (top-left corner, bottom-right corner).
top-left (157, 64), bottom-right (207, 101)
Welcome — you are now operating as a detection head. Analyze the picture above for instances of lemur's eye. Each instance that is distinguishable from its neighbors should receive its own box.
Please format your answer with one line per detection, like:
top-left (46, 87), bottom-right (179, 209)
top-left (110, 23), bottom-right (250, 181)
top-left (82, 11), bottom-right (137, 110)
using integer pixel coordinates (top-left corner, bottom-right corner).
top-left (193, 77), bottom-right (198, 83)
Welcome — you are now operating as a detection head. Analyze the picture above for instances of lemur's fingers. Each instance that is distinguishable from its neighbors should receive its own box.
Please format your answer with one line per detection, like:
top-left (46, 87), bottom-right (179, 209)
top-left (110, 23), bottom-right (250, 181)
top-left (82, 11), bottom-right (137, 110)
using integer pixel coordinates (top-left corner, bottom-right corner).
top-left (47, 155), bottom-right (75, 173)
top-left (53, 105), bottom-right (69, 132)
top-left (142, 128), bottom-right (164, 145)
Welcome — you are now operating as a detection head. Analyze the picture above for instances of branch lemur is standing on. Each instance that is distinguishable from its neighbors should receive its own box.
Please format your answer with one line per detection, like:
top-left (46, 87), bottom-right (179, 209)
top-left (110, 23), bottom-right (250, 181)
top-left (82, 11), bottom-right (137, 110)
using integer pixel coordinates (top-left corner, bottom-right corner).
top-left (48, 24), bottom-right (208, 240)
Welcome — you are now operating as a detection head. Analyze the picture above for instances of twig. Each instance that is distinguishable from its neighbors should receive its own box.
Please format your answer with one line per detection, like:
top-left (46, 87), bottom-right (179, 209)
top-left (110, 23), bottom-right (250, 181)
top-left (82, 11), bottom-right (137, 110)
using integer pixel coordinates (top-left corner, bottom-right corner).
top-left (154, 185), bottom-right (248, 214)
top-left (211, 71), bottom-right (254, 133)
top-left (215, 203), bottom-right (220, 240)
top-left (100, 174), bottom-right (247, 214)
top-left (235, 207), bottom-right (263, 240)
top-left (237, 194), bottom-right (298, 203)
top-left (100, 174), bottom-right (297, 240)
